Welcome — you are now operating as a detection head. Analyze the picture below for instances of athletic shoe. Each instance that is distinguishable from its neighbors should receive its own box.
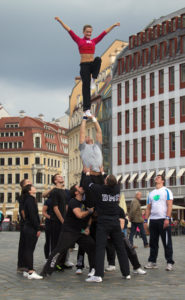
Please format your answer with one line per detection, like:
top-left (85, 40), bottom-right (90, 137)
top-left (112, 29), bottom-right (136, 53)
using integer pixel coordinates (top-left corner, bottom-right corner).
top-left (166, 263), bottom-right (173, 271)
top-left (76, 268), bottom-right (83, 275)
top-left (56, 265), bottom-right (64, 272)
top-left (88, 268), bottom-right (95, 277)
top-left (123, 275), bottom-right (131, 280)
top-left (64, 261), bottom-right (74, 268)
top-left (133, 268), bottom-right (146, 275)
top-left (86, 275), bottom-right (102, 283)
top-left (91, 80), bottom-right (96, 90)
top-left (23, 271), bottom-right (29, 278)
top-left (105, 265), bottom-right (116, 272)
top-left (84, 110), bottom-right (92, 117)
top-left (144, 262), bottom-right (158, 269)
top-left (27, 271), bottom-right (43, 280)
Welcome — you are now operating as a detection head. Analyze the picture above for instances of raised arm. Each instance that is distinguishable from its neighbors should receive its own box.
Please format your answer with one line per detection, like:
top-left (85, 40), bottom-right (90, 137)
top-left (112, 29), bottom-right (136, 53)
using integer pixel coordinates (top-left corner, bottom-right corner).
top-left (105, 22), bottom-right (120, 34)
top-left (55, 17), bottom-right (71, 32)
top-left (92, 117), bottom-right (102, 144)
top-left (79, 119), bottom-right (86, 144)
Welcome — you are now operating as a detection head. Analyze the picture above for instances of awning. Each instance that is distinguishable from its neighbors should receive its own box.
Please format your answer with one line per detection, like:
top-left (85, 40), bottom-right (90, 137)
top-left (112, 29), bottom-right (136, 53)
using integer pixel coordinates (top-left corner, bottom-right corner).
top-left (177, 168), bottom-right (185, 178)
top-left (157, 170), bottom-right (165, 175)
top-left (129, 173), bottom-right (138, 183)
top-left (166, 169), bottom-right (175, 179)
top-left (137, 172), bottom-right (146, 182)
top-left (122, 174), bottom-right (130, 184)
top-left (116, 175), bottom-right (122, 182)
top-left (146, 171), bottom-right (155, 181)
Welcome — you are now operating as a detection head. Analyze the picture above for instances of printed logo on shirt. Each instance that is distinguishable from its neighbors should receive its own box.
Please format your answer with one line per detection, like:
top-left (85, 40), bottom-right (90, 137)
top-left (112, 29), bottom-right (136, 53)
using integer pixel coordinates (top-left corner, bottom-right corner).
top-left (102, 194), bottom-right (120, 202)
top-left (86, 40), bottom-right (92, 44)
top-left (153, 195), bottom-right (160, 201)
top-left (81, 204), bottom-right (85, 211)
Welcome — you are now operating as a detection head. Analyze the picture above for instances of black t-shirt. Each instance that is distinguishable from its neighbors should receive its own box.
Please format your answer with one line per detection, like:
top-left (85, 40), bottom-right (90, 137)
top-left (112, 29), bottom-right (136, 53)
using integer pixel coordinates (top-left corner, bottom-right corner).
top-left (63, 198), bottom-right (89, 233)
top-left (50, 188), bottom-right (67, 222)
top-left (18, 194), bottom-right (25, 224)
top-left (118, 207), bottom-right (128, 229)
top-left (44, 197), bottom-right (52, 224)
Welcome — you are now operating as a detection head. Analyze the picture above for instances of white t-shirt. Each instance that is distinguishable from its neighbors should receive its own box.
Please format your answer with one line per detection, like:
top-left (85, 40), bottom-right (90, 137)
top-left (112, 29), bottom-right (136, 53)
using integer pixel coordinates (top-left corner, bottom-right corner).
top-left (147, 186), bottom-right (173, 219)
top-left (79, 142), bottom-right (103, 172)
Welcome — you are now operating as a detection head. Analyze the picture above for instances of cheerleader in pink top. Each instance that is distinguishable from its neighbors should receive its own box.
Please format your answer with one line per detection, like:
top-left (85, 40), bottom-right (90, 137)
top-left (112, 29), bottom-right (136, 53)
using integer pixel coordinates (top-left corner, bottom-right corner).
top-left (55, 17), bottom-right (120, 116)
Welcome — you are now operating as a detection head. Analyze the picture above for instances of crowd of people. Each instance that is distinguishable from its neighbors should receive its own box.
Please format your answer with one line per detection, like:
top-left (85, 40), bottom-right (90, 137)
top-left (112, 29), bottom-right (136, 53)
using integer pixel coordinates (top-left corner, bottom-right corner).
top-left (16, 115), bottom-right (175, 282)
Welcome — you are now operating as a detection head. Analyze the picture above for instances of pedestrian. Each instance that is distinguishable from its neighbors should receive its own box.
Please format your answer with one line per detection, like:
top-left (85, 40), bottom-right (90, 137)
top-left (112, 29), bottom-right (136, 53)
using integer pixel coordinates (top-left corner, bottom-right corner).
top-left (22, 184), bottom-right (43, 279)
top-left (144, 174), bottom-right (175, 271)
top-left (129, 191), bottom-right (149, 248)
top-left (55, 17), bottom-right (120, 115)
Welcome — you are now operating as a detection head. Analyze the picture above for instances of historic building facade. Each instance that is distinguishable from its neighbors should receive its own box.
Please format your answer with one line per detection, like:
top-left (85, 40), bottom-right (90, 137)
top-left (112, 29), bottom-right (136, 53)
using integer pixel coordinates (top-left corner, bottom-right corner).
top-left (0, 115), bottom-right (68, 216)
top-left (112, 8), bottom-right (185, 209)
top-left (68, 40), bottom-right (127, 186)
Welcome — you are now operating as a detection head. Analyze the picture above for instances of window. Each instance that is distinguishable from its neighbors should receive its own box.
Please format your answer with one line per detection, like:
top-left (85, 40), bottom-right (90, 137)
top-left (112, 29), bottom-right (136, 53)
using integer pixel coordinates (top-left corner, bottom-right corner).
top-left (150, 103), bottom-right (155, 128)
top-left (180, 35), bottom-right (185, 53)
top-left (125, 110), bottom-right (129, 134)
top-left (133, 78), bottom-right (137, 101)
top-left (58, 161), bottom-right (60, 168)
top-left (141, 106), bottom-right (146, 130)
top-left (162, 21), bottom-right (168, 35)
top-left (180, 130), bottom-right (185, 156)
top-left (142, 49), bottom-right (148, 66)
top-left (7, 193), bottom-right (12, 203)
top-left (159, 134), bottom-right (164, 159)
top-left (160, 42), bottom-right (167, 59)
top-left (8, 174), bottom-right (12, 184)
top-left (117, 142), bottom-right (122, 165)
top-left (180, 63), bottom-right (185, 89)
top-left (117, 112), bottom-right (122, 135)
top-left (16, 157), bottom-right (20, 165)
top-left (125, 141), bottom-right (130, 164)
top-left (134, 52), bottom-right (140, 69)
top-left (159, 69), bottom-right (164, 93)
top-left (125, 81), bottom-right (129, 103)
top-left (133, 108), bottom-right (138, 132)
top-left (0, 174), bottom-right (4, 184)
top-left (150, 135), bottom-right (155, 161)
top-left (36, 192), bottom-right (42, 203)
top-left (15, 192), bottom-right (19, 201)
top-left (141, 75), bottom-right (146, 99)
top-left (0, 193), bottom-right (4, 203)
top-left (181, 14), bottom-right (185, 28)
top-left (169, 98), bottom-right (175, 124)
top-left (35, 157), bottom-right (40, 165)
top-left (171, 17), bottom-right (178, 32)
top-left (169, 132), bottom-right (175, 158)
top-left (169, 38), bottom-right (177, 56)
top-left (170, 170), bottom-right (176, 186)
top-left (0, 158), bottom-right (5, 166)
top-left (8, 158), bottom-right (12, 165)
top-left (117, 83), bottom-right (122, 105)
top-left (150, 72), bottom-right (155, 96)
top-left (48, 174), bottom-right (50, 184)
top-left (169, 66), bottom-right (175, 91)
top-left (133, 139), bottom-right (138, 163)
top-left (15, 174), bottom-right (20, 184)
top-left (35, 136), bottom-right (41, 148)
top-left (24, 157), bottom-right (29, 165)
top-left (24, 173), bottom-right (28, 179)
top-left (180, 96), bottom-right (185, 123)
top-left (125, 55), bottom-right (132, 72)
top-left (151, 45), bottom-right (157, 64)
top-left (159, 101), bottom-right (164, 126)
top-left (141, 137), bottom-right (146, 162)
top-left (43, 158), bottom-right (46, 165)
top-left (36, 172), bottom-right (42, 184)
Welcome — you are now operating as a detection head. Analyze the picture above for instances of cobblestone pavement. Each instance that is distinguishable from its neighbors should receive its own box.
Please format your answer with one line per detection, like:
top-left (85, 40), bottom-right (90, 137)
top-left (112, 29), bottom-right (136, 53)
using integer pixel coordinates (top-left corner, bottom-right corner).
top-left (0, 232), bottom-right (184, 300)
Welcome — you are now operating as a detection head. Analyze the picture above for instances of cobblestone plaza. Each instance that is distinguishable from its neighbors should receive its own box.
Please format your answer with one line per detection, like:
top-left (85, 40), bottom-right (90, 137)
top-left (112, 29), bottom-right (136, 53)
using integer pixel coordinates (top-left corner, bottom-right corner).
top-left (0, 232), bottom-right (184, 300)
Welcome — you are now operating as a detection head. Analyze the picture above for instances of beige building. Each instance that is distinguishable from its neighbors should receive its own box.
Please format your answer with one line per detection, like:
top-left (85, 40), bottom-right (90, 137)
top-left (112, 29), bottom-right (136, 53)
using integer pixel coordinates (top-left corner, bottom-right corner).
top-left (68, 40), bottom-right (128, 187)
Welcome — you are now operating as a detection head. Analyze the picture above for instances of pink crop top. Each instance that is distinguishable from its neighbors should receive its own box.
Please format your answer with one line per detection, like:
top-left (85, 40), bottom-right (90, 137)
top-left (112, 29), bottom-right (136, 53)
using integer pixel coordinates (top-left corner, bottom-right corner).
top-left (68, 30), bottom-right (107, 54)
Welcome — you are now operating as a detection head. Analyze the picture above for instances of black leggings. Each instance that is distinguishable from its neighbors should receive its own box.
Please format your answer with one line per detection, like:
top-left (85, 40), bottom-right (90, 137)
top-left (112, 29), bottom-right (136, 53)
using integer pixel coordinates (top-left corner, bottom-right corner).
top-left (80, 57), bottom-right (101, 111)
top-left (23, 226), bottom-right (38, 271)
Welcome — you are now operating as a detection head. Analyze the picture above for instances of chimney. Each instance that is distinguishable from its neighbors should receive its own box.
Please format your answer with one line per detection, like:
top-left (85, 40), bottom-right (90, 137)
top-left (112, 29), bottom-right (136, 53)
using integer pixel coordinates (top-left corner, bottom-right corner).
top-left (38, 114), bottom-right (44, 121)
top-left (19, 110), bottom-right (25, 118)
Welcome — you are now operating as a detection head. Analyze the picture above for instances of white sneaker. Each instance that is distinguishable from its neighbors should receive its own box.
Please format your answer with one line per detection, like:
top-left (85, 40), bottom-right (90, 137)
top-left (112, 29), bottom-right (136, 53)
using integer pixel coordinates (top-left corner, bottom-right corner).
top-left (88, 268), bottom-right (95, 277)
top-left (76, 268), bottom-right (83, 275)
top-left (123, 275), bottom-right (131, 280)
top-left (64, 261), bottom-right (74, 267)
top-left (133, 268), bottom-right (146, 275)
top-left (86, 275), bottom-right (102, 282)
top-left (166, 263), bottom-right (173, 271)
top-left (23, 271), bottom-right (29, 278)
top-left (105, 265), bottom-right (116, 272)
top-left (144, 262), bottom-right (158, 269)
top-left (91, 80), bottom-right (96, 90)
top-left (27, 271), bottom-right (43, 280)
top-left (84, 110), bottom-right (92, 117)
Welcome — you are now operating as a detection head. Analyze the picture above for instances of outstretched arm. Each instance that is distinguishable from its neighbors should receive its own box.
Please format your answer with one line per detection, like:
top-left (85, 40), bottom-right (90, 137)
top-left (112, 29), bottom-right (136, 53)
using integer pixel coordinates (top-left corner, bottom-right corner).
top-left (55, 17), bottom-right (71, 32)
top-left (79, 119), bottom-right (87, 144)
top-left (91, 116), bottom-right (102, 144)
top-left (105, 22), bottom-right (120, 34)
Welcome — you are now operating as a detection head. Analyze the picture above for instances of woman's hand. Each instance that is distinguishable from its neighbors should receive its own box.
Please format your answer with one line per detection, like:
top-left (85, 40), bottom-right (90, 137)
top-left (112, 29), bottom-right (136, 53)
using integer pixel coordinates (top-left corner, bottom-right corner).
top-left (55, 17), bottom-right (60, 22)
top-left (114, 22), bottom-right (120, 27)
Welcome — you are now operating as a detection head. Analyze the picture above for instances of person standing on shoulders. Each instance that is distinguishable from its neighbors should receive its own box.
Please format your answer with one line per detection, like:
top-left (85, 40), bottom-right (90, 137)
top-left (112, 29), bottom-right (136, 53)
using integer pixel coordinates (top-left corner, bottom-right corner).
top-left (144, 174), bottom-right (174, 271)
top-left (129, 191), bottom-right (149, 248)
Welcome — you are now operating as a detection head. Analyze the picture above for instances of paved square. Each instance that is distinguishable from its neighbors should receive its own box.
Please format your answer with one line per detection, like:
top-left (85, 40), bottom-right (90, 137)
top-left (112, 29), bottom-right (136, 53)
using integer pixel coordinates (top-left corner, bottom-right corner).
top-left (0, 232), bottom-right (184, 300)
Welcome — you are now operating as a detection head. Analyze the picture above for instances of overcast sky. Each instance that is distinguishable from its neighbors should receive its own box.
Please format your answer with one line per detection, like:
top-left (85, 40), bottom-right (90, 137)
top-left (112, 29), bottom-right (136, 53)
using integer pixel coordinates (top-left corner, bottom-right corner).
top-left (0, 0), bottom-right (185, 121)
